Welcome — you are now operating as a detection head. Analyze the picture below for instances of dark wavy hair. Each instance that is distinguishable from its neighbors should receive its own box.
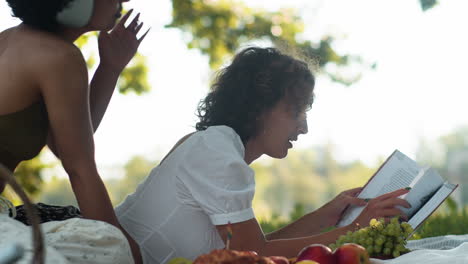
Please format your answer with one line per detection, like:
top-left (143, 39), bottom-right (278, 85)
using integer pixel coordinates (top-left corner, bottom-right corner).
top-left (196, 47), bottom-right (315, 143)
top-left (6, 0), bottom-right (73, 32)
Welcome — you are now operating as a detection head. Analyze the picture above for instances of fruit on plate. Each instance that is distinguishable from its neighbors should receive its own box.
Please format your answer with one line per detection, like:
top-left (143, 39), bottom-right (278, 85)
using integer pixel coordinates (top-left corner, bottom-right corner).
top-left (334, 243), bottom-right (370, 264)
top-left (296, 244), bottom-right (336, 264)
top-left (193, 249), bottom-right (276, 264)
top-left (329, 217), bottom-right (413, 258)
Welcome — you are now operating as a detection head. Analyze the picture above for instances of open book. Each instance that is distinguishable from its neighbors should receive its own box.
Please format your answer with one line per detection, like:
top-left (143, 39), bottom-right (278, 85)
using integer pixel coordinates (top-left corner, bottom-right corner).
top-left (337, 150), bottom-right (458, 233)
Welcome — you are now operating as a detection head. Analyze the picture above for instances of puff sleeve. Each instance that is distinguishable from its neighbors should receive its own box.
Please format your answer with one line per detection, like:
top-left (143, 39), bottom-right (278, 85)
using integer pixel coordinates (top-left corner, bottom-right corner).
top-left (176, 126), bottom-right (256, 226)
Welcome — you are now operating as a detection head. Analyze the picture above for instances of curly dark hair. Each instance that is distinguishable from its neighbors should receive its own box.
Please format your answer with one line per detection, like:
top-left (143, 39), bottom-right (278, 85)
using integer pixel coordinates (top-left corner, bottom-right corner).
top-left (6, 0), bottom-right (73, 32)
top-left (196, 47), bottom-right (315, 143)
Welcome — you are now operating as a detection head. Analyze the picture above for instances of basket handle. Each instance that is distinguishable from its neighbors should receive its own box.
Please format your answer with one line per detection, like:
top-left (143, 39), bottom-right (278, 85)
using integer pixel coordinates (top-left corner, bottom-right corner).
top-left (0, 164), bottom-right (44, 264)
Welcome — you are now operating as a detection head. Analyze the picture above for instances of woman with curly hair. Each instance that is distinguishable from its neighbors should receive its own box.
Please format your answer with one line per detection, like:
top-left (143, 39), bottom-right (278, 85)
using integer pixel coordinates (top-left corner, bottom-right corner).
top-left (0, 0), bottom-right (147, 263)
top-left (115, 47), bottom-right (410, 262)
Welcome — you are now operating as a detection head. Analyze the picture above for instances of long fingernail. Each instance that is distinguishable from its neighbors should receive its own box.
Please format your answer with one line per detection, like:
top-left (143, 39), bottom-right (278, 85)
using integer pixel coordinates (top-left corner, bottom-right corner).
top-left (364, 198), bottom-right (371, 202)
top-left (405, 187), bottom-right (412, 190)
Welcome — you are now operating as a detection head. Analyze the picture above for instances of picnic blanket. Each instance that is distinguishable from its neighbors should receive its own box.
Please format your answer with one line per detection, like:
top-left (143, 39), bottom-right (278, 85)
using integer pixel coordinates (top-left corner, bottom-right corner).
top-left (0, 214), bottom-right (133, 263)
top-left (371, 235), bottom-right (468, 264)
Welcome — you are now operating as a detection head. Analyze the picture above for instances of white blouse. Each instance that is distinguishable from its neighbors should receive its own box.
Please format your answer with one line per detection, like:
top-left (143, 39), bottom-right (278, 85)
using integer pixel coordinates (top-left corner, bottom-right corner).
top-left (115, 126), bottom-right (256, 263)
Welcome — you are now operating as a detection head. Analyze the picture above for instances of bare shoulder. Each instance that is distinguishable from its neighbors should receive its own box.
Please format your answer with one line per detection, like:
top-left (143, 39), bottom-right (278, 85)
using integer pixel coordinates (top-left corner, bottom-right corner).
top-left (33, 35), bottom-right (85, 71)
top-left (7, 26), bottom-right (87, 73)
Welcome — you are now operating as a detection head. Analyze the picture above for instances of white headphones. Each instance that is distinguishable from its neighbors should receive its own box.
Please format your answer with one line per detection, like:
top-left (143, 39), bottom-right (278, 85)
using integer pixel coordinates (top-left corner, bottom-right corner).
top-left (56, 0), bottom-right (94, 28)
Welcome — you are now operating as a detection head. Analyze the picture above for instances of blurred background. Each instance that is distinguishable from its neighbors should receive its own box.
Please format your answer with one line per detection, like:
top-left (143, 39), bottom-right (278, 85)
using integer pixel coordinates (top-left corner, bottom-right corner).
top-left (1, 0), bottom-right (468, 237)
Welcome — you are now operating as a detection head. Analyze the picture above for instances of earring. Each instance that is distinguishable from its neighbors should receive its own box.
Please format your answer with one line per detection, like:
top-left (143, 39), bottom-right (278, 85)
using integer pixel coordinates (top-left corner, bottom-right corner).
top-left (56, 0), bottom-right (94, 28)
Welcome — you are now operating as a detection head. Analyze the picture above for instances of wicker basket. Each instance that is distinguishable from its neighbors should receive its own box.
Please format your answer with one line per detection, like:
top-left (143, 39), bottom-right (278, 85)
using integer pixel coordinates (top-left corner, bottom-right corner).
top-left (0, 164), bottom-right (44, 264)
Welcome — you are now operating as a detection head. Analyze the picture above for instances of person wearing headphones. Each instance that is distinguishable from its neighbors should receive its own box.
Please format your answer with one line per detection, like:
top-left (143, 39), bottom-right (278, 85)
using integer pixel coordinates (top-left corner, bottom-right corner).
top-left (0, 0), bottom-right (147, 263)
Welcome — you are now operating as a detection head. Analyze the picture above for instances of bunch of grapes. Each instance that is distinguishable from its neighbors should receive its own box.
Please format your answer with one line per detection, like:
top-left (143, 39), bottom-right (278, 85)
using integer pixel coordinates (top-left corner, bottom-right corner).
top-left (329, 217), bottom-right (414, 258)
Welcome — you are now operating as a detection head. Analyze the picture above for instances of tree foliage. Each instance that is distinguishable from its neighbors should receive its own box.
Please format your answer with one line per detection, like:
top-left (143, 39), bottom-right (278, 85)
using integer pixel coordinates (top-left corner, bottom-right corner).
top-left (420, 0), bottom-right (438, 11)
top-left (3, 151), bottom-right (56, 202)
top-left (106, 155), bottom-right (156, 205)
top-left (167, 0), bottom-right (365, 86)
top-left (415, 126), bottom-right (468, 204)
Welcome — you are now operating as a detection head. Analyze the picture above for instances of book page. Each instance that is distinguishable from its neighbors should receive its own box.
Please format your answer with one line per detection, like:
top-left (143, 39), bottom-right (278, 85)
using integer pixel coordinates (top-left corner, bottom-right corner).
top-left (408, 182), bottom-right (458, 230)
top-left (337, 150), bottom-right (422, 227)
top-left (400, 168), bottom-right (444, 218)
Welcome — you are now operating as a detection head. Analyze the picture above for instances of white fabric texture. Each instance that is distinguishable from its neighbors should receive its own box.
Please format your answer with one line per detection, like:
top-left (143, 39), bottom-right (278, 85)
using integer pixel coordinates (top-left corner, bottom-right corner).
top-left (370, 242), bottom-right (468, 264)
top-left (115, 126), bottom-right (256, 263)
top-left (406, 234), bottom-right (468, 250)
top-left (0, 214), bottom-right (134, 263)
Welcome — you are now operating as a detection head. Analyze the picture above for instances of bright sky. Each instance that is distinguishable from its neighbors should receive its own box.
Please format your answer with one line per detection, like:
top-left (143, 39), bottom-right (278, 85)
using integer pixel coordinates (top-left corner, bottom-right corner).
top-left (1, 0), bottom-right (468, 177)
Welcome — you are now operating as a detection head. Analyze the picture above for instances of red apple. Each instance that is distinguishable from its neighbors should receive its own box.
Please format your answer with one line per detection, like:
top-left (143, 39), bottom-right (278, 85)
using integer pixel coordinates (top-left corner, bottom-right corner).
top-left (296, 244), bottom-right (336, 264)
top-left (268, 256), bottom-right (290, 264)
top-left (334, 243), bottom-right (370, 264)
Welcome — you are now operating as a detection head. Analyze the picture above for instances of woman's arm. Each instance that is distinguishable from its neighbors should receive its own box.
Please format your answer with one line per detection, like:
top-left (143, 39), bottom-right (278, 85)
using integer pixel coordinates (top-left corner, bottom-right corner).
top-left (265, 210), bottom-right (334, 241)
top-left (89, 10), bottom-right (148, 131)
top-left (216, 188), bottom-right (410, 258)
top-left (217, 218), bottom-right (356, 258)
top-left (266, 188), bottom-right (367, 240)
top-left (38, 45), bottom-right (142, 263)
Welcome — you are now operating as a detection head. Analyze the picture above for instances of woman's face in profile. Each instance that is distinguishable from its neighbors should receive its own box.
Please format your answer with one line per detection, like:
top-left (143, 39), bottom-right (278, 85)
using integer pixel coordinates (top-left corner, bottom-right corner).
top-left (254, 98), bottom-right (309, 159)
top-left (88, 0), bottom-right (127, 30)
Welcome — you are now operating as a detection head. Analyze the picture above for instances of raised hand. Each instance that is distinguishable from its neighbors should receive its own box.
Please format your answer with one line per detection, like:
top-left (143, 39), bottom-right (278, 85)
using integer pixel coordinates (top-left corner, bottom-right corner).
top-left (318, 187), bottom-right (367, 226)
top-left (98, 9), bottom-right (150, 73)
top-left (352, 188), bottom-right (411, 227)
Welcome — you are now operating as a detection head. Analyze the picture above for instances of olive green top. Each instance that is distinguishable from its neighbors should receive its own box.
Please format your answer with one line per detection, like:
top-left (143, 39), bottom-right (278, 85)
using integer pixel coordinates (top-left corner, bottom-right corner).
top-left (0, 100), bottom-right (49, 171)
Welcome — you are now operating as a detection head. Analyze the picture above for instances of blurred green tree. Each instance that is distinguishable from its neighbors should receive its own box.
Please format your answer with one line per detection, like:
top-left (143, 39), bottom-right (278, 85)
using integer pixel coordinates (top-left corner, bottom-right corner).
top-left (36, 155), bottom-right (156, 207)
top-left (167, 0), bottom-right (367, 86)
top-left (2, 151), bottom-right (55, 202)
top-left (420, 0), bottom-right (438, 11)
top-left (38, 176), bottom-right (77, 207)
top-left (415, 126), bottom-right (468, 205)
top-left (106, 155), bottom-right (156, 205)
top-left (252, 147), bottom-right (375, 220)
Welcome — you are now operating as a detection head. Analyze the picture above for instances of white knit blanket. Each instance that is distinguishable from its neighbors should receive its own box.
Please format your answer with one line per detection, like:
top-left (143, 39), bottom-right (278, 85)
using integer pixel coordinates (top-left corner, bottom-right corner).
top-left (371, 235), bottom-right (468, 264)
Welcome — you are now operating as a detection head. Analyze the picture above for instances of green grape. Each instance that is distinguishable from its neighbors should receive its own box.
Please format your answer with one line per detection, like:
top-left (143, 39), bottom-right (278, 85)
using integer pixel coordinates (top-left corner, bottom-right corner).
top-left (401, 222), bottom-right (412, 231)
top-left (395, 244), bottom-right (406, 252)
top-left (338, 235), bottom-right (346, 243)
top-left (331, 216), bottom-right (413, 258)
top-left (383, 248), bottom-right (391, 256)
top-left (358, 237), bottom-right (366, 245)
top-left (394, 226), bottom-right (402, 236)
top-left (382, 226), bottom-right (391, 236)
top-left (384, 241), bottom-right (393, 249)
top-left (375, 236), bottom-right (385, 246)
top-left (167, 257), bottom-right (193, 264)
top-left (392, 250), bottom-right (401, 258)
top-left (374, 245), bottom-right (382, 254)
top-left (366, 246), bottom-right (374, 255)
top-left (376, 223), bottom-right (384, 231)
